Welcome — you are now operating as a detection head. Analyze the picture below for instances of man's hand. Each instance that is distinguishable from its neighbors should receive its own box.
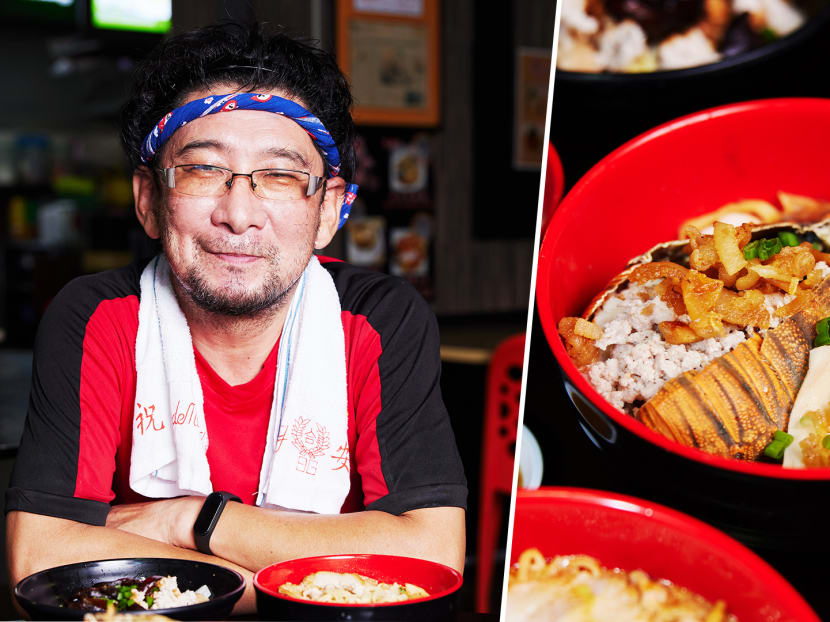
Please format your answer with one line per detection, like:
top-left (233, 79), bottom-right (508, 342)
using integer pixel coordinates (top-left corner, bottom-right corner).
top-left (106, 497), bottom-right (202, 550)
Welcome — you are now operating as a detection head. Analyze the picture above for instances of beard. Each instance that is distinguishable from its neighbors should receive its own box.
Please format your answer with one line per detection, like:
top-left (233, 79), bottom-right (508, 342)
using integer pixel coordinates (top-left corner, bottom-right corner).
top-left (177, 255), bottom-right (296, 317)
top-left (163, 235), bottom-right (311, 318)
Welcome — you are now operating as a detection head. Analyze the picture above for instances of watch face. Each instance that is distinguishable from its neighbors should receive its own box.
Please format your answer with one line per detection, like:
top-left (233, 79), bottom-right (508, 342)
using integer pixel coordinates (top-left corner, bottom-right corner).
top-left (195, 493), bottom-right (224, 534)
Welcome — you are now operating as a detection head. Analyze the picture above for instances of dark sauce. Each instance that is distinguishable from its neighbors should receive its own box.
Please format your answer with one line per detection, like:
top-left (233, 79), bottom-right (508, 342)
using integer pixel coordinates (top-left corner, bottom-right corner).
top-left (63, 576), bottom-right (163, 612)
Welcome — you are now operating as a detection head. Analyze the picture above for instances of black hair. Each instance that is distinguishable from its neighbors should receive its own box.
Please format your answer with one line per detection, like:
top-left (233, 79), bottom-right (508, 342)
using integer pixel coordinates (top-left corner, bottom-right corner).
top-left (120, 22), bottom-right (356, 181)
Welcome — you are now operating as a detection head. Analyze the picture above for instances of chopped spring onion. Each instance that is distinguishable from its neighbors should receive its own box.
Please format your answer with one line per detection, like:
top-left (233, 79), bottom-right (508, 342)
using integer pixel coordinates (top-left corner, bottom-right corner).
top-left (758, 237), bottom-right (782, 261)
top-left (760, 27), bottom-right (778, 42)
top-left (815, 316), bottom-right (830, 348)
top-left (813, 242), bottom-right (822, 251)
top-left (764, 430), bottom-right (794, 460)
top-left (773, 430), bottom-right (794, 444)
top-left (146, 596), bottom-right (154, 608)
top-left (764, 441), bottom-right (786, 460)
top-left (778, 231), bottom-right (799, 247)
top-left (823, 435), bottom-right (830, 450)
top-left (743, 237), bottom-right (784, 261)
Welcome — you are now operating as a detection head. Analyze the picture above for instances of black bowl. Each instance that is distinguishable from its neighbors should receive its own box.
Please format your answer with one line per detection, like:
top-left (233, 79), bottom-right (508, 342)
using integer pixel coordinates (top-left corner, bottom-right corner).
top-left (14, 558), bottom-right (245, 620)
top-left (254, 554), bottom-right (462, 621)
top-left (551, 6), bottom-right (830, 188)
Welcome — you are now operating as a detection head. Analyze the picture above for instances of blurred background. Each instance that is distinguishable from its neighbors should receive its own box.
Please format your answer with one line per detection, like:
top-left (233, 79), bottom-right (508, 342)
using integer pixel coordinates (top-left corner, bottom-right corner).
top-left (0, 0), bottom-right (555, 617)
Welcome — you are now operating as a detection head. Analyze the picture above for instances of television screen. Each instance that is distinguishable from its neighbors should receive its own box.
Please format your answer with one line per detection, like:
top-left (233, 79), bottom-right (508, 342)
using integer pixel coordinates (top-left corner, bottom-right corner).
top-left (90, 0), bottom-right (171, 33)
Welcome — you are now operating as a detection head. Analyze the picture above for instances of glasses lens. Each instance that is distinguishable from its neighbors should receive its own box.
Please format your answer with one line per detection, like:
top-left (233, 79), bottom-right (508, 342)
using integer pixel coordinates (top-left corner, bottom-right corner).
top-left (173, 165), bottom-right (230, 197)
top-left (253, 169), bottom-right (308, 200)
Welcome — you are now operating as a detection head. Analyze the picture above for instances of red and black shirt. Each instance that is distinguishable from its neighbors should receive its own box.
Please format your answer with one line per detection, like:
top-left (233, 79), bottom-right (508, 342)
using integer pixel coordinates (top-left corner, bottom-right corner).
top-left (6, 257), bottom-right (467, 525)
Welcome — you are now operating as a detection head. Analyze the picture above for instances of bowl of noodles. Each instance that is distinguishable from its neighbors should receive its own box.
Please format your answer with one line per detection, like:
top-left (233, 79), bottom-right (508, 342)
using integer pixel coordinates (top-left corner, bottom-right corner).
top-left (536, 97), bottom-right (830, 547)
top-left (507, 488), bottom-right (819, 621)
top-left (253, 554), bottom-right (462, 620)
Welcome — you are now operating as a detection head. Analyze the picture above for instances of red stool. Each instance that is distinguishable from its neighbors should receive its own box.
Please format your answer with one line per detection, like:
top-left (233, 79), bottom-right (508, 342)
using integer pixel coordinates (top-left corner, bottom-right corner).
top-left (475, 333), bottom-right (525, 612)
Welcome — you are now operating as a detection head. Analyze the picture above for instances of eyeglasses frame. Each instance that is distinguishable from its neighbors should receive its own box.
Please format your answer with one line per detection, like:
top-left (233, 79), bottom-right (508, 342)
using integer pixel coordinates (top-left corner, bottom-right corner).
top-left (156, 164), bottom-right (325, 199)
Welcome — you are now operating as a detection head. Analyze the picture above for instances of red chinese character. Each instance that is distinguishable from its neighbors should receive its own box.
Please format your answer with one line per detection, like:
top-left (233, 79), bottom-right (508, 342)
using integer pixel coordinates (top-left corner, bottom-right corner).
top-left (135, 403), bottom-right (165, 435)
top-left (290, 418), bottom-right (330, 475)
top-left (330, 445), bottom-right (350, 473)
top-left (274, 424), bottom-right (288, 453)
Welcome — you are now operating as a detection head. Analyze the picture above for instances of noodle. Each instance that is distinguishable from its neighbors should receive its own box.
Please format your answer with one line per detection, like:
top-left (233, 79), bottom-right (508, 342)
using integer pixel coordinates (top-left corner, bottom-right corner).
top-left (507, 549), bottom-right (735, 622)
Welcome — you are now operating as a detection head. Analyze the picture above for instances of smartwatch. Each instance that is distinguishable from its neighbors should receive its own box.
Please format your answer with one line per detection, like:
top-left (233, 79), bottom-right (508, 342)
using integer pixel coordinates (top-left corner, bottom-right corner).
top-left (193, 491), bottom-right (241, 555)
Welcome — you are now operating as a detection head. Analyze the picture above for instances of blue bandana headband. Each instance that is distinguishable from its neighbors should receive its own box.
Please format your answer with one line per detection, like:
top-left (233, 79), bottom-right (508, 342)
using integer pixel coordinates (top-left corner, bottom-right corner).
top-left (140, 92), bottom-right (357, 229)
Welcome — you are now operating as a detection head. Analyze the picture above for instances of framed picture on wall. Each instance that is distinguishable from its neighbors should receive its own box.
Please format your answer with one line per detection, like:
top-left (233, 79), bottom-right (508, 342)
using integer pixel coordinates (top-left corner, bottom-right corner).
top-left (514, 47), bottom-right (551, 170)
top-left (336, 0), bottom-right (441, 126)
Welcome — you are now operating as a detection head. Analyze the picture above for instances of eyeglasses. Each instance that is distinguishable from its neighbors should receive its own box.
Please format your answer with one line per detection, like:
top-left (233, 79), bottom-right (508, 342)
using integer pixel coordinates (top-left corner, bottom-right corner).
top-left (157, 164), bottom-right (325, 201)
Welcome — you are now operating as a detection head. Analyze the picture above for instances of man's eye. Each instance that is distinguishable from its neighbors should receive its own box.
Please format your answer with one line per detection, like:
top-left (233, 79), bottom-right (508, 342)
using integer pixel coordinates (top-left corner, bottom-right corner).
top-left (183, 165), bottom-right (222, 174)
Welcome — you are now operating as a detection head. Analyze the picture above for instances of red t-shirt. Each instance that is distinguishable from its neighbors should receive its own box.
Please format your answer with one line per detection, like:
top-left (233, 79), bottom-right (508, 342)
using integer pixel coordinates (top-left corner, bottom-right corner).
top-left (196, 341), bottom-right (277, 504)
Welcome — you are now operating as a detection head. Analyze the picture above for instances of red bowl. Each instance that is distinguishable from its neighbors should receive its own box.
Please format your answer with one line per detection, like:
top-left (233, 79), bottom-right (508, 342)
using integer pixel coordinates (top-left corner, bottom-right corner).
top-left (253, 554), bottom-right (462, 620)
top-left (536, 98), bottom-right (830, 545)
top-left (509, 488), bottom-right (819, 622)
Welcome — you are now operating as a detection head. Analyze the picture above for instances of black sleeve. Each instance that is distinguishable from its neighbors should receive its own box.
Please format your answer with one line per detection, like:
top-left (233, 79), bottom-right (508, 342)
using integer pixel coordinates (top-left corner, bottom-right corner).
top-left (328, 261), bottom-right (468, 515)
top-left (5, 265), bottom-right (142, 525)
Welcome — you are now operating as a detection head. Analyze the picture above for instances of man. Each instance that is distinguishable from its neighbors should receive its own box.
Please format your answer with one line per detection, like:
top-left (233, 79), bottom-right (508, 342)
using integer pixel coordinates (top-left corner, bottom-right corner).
top-left (6, 23), bottom-right (466, 612)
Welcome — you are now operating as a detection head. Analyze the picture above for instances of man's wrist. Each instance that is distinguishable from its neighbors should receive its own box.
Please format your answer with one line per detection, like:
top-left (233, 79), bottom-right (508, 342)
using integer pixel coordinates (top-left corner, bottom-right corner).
top-left (171, 497), bottom-right (203, 550)
top-left (193, 492), bottom-right (241, 555)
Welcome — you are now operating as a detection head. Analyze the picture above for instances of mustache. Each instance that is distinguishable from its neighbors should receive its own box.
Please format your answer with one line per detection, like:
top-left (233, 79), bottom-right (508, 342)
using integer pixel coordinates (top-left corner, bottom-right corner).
top-left (196, 237), bottom-right (275, 258)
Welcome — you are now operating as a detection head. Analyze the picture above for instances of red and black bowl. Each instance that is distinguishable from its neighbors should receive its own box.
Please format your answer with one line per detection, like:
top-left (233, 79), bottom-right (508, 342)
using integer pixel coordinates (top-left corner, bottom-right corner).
top-left (508, 488), bottom-right (819, 621)
top-left (13, 557), bottom-right (245, 620)
top-left (253, 554), bottom-right (462, 621)
top-left (536, 98), bottom-right (830, 549)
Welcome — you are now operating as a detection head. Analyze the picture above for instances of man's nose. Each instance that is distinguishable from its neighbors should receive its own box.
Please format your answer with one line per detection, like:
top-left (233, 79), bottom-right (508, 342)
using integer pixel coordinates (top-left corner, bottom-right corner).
top-left (211, 175), bottom-right (268, 233)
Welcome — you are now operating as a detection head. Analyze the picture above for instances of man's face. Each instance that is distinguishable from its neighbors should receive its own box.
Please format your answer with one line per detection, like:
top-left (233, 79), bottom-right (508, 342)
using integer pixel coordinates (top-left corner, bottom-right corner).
top-left (151, 89), bottom-right (329, 317)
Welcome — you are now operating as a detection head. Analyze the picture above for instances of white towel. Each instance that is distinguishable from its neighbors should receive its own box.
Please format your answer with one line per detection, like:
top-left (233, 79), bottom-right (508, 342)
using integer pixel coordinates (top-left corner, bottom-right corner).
top-left (130, 254), bottom-right (350, 514)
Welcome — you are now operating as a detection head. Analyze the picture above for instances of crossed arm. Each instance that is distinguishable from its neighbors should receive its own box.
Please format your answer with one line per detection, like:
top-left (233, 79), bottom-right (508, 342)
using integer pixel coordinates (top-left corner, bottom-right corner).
top-left (7, 503), bottom-right (465, 614)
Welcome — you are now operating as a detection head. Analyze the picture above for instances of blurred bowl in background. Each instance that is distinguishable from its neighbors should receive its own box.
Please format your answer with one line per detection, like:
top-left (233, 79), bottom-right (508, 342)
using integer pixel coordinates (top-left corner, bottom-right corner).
top-left (550, 9), bottom-right (830, 188)
top-left (540, 142), bottom-right (565, 236)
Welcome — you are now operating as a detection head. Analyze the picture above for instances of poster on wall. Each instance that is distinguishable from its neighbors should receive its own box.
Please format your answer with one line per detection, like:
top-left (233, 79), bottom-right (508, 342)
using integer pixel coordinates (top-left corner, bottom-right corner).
top-left (337, 0), bottom-right (440, 126)
top-left (353, 0), bottom-right (424, 17)
top-left (513, 47), bottom-right (552, 170)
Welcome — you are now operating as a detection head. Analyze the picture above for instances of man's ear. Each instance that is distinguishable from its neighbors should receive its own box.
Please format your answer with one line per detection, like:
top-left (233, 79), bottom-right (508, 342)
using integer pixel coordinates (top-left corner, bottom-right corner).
top-left (133, 167), bottom-right (161, 239)
top-left (315, 176), bottom-right (346, 250)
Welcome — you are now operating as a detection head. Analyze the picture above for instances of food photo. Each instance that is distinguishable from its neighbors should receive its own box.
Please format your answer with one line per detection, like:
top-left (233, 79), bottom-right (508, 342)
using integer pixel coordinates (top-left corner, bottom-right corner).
top-left (523, 97), bottom-right (830, 619)
top-left (0, 0), bottom-right (555, 620)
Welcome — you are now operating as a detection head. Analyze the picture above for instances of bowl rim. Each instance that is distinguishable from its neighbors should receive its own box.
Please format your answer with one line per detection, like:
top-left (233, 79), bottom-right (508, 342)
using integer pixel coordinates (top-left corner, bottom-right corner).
top-left (13, 556), bottom-right (246, 616)
top-left (253, 553), bottom-right (463, 608)
top-left (511, 487), bottom-right (819, 620)
top-left (555, 6), bottom-right (830, 83)
top-left (537, 96), bottom-right (830, 481)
